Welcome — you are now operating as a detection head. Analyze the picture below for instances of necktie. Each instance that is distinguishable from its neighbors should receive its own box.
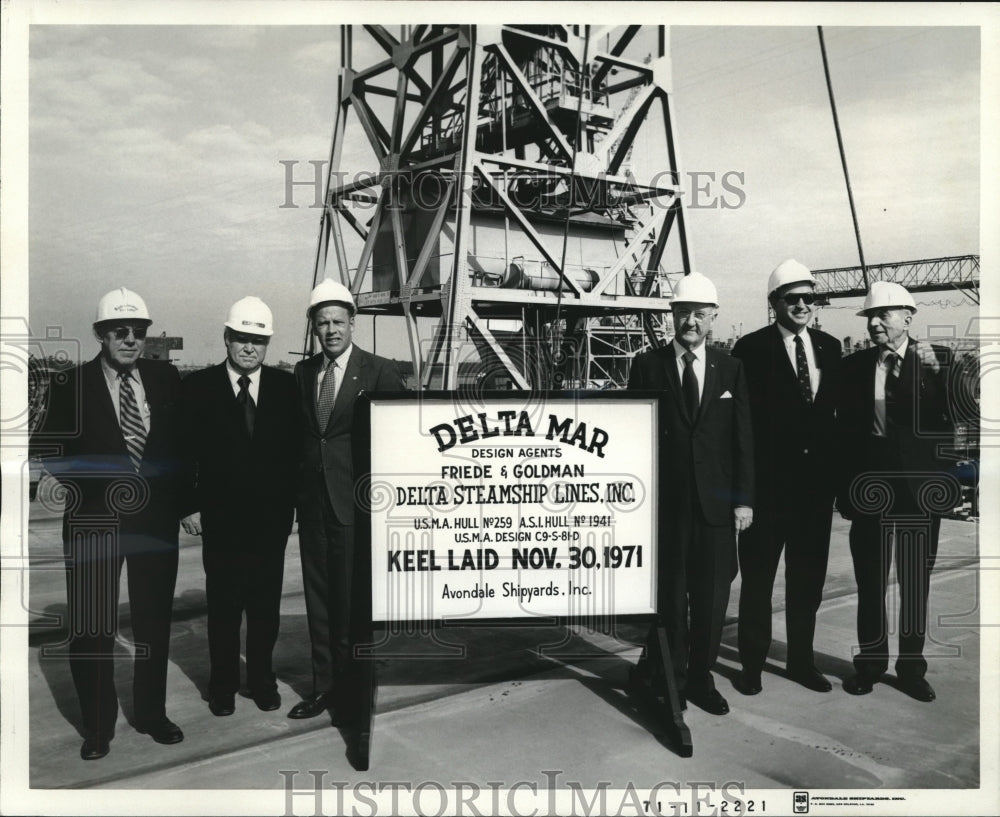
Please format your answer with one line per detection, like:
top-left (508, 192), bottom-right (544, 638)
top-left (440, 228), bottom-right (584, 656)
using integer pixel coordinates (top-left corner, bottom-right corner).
top-left (682, 351), bottom-right (699, 419)
top-left (883, 351), bottom-right (900, 411)
top-left (118, 371), bottom-right (147, 471)
top-left (315, 358), bottom-right (339, 429)
top-left (874, 352), bottom-right (899, 436)
top-left (794, 335), bottom-right (813, 403)
top-left (236, 374), bottom-right (255, 437)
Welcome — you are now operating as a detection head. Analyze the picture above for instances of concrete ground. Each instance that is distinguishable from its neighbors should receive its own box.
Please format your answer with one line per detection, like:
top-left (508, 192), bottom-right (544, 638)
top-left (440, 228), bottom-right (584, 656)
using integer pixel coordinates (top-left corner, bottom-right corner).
top-left (20, 491), bottom-right (986, 810)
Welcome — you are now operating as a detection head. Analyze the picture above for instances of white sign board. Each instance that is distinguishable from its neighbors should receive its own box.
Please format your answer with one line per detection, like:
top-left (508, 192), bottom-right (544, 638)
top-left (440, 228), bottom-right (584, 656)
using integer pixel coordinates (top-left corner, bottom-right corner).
top-left (367, 395), bottom-right (658, 622)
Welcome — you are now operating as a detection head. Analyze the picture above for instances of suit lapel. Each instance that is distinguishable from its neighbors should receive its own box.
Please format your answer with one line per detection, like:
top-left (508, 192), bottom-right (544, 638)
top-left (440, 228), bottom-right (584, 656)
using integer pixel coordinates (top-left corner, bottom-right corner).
top-left (302, 354), bottom-right (325, 434)
top-left (85, 356), bottom-right (128, 454)
top-left (771, 324), bottom-right (798, 386)
top-left (897, 341), bottom-right (919, 405)
top-left (807, 328), bottom-right (830, 402)
top-left (324, 348), bottom-right (364, 435)
top-left (773, 324), bottom-right (822, 406)
top-left (695, 349), bottom-right (718, 425)
top-left (213, 362), bottom-right (251, 439)
top-left (863, 347), bottom-right (879, 424)
top-left (658, 346), bottom-right (690, 426)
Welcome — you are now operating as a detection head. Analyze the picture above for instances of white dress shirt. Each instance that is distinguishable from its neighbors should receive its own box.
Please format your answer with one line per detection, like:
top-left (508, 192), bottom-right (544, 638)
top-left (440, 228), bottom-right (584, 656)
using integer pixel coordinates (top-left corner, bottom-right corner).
top-left (873, 336), bottom-right (908, 437)
top-left (777, 324), bottom-right (821, 395)
top-left (315, 343), bottom-right (353, 404)
top-left (672, 339), bottom-right (705, 401)
top-left (226, 361), bottom-right (261, 403)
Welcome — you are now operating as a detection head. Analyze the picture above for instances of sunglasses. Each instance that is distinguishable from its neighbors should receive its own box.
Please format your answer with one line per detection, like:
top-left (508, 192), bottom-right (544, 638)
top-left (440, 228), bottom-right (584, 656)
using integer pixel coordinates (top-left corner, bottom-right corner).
top-left (229, 331), bottom-right (270, 345)
top-left (780, 292), bottom-right (816, 306)
top-left (109, 325), bottom-right (148, 340)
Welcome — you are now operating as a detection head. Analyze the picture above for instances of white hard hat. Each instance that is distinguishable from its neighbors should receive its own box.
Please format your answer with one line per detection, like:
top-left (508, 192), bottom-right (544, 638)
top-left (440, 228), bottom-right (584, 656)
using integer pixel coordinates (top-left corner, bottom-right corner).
top-left (225, 296), bottom-right (273, 336)
top-left (767, 259), bottom-right (815, 295)
top-left (857, 281), bottom-right (917, 316)
top-left (94, 287), bottom-right (151, 326)
top-left (671, 271), bottom-right (718, 307)
top-left (308, 277), bottom-right (356, 316)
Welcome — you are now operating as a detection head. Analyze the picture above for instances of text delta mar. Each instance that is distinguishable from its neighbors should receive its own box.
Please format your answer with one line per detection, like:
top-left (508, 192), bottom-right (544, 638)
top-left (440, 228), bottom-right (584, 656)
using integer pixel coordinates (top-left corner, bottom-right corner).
top-left (429, 410), bottom-right (609, 458)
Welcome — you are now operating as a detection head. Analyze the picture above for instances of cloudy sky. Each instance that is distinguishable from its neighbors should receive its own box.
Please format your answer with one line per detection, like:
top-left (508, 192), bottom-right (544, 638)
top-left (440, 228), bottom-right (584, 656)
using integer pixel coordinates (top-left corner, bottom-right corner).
top-left (11, 5), bottom-right (994, 366)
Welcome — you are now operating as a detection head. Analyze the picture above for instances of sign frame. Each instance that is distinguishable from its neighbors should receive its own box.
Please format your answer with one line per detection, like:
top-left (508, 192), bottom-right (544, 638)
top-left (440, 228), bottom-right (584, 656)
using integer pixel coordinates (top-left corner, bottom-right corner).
top-left (349, 390), bottom-right (691, 768)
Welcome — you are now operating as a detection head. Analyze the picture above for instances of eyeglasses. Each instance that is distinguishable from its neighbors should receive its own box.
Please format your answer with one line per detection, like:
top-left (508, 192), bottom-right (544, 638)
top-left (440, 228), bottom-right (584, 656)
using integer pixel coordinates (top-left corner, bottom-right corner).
top-left (109, 326), bottom-right (148, 340)
top-left (673, 309), bottom-right (715, 322)
top-left (780, 293), bottom-right (816, 306)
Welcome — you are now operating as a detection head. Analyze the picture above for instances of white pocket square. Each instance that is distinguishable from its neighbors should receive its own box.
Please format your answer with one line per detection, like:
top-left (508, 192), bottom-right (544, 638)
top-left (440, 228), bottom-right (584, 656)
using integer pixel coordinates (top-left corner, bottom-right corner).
top-left (719, 390), bottom-right (733, 399)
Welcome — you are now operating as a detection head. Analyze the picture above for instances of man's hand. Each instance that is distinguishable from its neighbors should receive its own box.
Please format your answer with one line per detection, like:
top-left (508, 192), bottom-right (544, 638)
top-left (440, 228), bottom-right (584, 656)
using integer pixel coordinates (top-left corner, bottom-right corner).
top-left (734, 505), bottom-right (753, 533)
top-left (916, 343), bottom-right (941, 374)
top-left (181, 512), bottom-right (202, 536)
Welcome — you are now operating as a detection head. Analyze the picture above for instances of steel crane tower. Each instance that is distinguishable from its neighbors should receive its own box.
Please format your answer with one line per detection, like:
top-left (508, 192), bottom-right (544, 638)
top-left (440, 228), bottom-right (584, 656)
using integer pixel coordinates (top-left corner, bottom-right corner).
top-left (312, 24), bottom-right (692, 390)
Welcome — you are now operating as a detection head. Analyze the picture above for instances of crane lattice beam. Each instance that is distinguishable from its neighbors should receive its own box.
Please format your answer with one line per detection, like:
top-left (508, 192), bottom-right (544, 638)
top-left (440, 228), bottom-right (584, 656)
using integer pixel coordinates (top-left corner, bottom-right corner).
top-left (812, 255), bottom-right (979, 299)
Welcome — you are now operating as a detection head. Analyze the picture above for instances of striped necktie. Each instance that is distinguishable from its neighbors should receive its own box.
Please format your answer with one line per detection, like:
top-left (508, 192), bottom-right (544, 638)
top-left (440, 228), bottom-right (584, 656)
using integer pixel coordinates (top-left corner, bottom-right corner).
top-left (315, 357), bottom-right (339, 429)
top-left (884, 351), bottom-right (900, 400)
top-left (118, 371), bottom-right (147, 471)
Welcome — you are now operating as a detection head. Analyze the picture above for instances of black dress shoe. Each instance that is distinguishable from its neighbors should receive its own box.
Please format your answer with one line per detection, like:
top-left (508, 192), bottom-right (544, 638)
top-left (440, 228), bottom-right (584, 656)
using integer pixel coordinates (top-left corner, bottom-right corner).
top-left (684, 687), bottom-right (730, 715)
top-left (287, 691), bottom-right (333, 719)
top-left (209, 694), bottom-right (235, 716)
top-left (898, 677), bottom-right (936, 702)
top-left (787, 666), bottom-right (833, 692)
top-left (732, 671), bottom-right (763, 696)
top-left (136, 717), bottom-right (184, 744)
top-left (253, 688), bottom-right (282, 712)
top-left (80, 736), bottom-right (110, 760)
top-left (843, 674), bottom-right (876, 695)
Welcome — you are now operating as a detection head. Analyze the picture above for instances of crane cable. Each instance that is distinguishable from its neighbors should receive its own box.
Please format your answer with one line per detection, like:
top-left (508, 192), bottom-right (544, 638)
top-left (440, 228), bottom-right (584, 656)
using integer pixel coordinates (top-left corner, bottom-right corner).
top-left (818, 26), bottom-right (869, 290)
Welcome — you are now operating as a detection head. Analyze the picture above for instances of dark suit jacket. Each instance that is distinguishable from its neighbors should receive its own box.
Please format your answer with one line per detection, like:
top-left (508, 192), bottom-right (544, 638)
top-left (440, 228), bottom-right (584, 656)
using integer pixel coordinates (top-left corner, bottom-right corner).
top-left (33, 354), bottom-right (187, 544)
top-left (295, 346), bottom-right (404, 525)
top-left (181, 362), bottom-right (300, 544)
top-left (628, 344), bottom-right (754, 527)
top-left (731, 324), bottom-right (841, 513)
top-left (837, 340), bottom-right (953, 518)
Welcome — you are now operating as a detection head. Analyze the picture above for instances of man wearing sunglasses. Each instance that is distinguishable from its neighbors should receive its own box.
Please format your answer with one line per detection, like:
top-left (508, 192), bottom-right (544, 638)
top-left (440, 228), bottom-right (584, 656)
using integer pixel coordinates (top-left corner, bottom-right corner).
top-left (33, 288), bottom-right (189, 760)
top-left (730, 260), bottom-right (843, 698)
top-left (180, 297), bottom-right (300, 718)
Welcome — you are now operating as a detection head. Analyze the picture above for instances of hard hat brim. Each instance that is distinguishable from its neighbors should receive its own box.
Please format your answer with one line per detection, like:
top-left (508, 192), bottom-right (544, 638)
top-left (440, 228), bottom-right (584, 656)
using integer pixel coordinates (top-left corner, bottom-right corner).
top-left (94, 317), bottom-right (153, 328)
top-left (224, 321), bottom-right (274, 337)
top-left (308, 299), bottom-right (357, 317)
top-left (769, 281), bottom-right (815, 298)
top-left (670, 300), bottom-right (718, 308)
top-left (857, 305), bottom-right (917, 317)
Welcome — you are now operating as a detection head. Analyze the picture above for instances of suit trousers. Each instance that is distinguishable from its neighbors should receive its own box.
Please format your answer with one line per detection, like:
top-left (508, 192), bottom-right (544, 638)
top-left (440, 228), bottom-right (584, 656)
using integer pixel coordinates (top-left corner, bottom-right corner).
top-left (201, 533), bottom-right (287, 697)
top-left (736, 496), bottom-right (833, 674)
top-left (297, 477), bottom-right (358, 699)
top-left (849, 513), bottom-right (941, 680)
top-left (63, 532), bottom-right (178, 741)
top-left (661, 509), bottom-right (736, 694)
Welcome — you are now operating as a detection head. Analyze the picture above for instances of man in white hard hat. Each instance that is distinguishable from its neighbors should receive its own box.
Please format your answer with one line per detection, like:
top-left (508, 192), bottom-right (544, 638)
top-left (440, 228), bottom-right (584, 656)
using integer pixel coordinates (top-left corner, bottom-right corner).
top-left (730, 260), bottom-right (842, 697)
top-left (628, 272), bottom-right (754, 716)
top-left (180, 297), bottom-right (300, 717)
top-left (837, 281), bottom-right (954, 702)
top-left (288, 278), bottom-right (403, 722)
top-left (32, 288), bottom-right (188, 759)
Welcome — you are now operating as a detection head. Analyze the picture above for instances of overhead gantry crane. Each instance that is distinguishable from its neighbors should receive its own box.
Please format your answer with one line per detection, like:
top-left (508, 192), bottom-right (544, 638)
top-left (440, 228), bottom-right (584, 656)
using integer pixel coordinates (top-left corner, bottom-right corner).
top-left (311, 24), bottom-right (691, 389)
